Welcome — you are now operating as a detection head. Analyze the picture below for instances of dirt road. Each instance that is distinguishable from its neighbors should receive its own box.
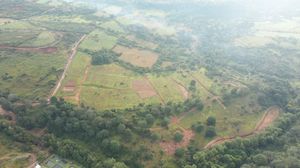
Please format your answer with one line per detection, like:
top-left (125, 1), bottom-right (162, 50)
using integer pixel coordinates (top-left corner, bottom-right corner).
top-left (48, 35), bottom-right (86, 100)
top-left (204, 106), bottom-right (280, 149)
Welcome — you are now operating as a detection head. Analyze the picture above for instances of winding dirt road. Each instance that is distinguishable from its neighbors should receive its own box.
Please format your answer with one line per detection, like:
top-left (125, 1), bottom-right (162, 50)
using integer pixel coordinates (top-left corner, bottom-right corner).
top-left (48, 35), bottom-right (86, 100)
top-left (204, 106), bottom-right (280, 149)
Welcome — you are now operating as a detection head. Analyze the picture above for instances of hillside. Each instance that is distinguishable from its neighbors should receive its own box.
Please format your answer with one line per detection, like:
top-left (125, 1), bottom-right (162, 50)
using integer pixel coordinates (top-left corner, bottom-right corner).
top-left (0, 0), bottom-right (300, 167)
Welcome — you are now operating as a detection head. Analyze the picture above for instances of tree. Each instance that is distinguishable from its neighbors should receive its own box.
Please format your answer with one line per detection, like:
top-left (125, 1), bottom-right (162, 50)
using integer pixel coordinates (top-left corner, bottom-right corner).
top-left (145, 114), bottom-right (155, 126)
top-left (206, 116), bottom-right (216, 126)
top-left (191, 122), bottom-right (204, 133)
top-left (175, 148), bottom-right (185, 157)
top-left (174, 132), bottom-right (183, 142)
top-left (253, 154), bottom-right (267, 166)
top-left (205, 126), bottom-right (216, 138)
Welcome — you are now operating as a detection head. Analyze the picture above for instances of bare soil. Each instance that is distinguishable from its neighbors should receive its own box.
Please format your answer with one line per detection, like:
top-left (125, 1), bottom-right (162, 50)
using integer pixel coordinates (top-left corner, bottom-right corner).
top-left (63, 80), bottom-right (76, 92)
top-left (159, 128), bottom-right (195, 155)
top-left (132, 79), bottom-right (157, 99)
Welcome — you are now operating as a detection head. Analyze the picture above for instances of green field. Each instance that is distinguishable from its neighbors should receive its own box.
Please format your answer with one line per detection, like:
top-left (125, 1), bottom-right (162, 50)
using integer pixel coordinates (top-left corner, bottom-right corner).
top-left (79, 30), bottom-right (118, 51)
top-left (0, 50), bottom-right (66, 99)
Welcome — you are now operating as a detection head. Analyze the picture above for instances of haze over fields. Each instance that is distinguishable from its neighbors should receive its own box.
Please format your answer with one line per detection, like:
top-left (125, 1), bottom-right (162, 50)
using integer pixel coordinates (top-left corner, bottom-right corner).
top-left (0, 0), bottom-right (300, 167)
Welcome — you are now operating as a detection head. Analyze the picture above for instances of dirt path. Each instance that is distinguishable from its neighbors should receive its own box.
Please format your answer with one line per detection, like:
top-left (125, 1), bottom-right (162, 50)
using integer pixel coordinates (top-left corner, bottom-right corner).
top-left (144, 76), bottom-right (166, 105)
top-left (74, 65), bottom-right (90, 105)
top-left (204, 106), bottom-right (280, 149)
top-left (172, 78), bottom-right (189, 100)
top-left (48, 35), bottom-right (86, 100)
top-left (189, 73), bottom-right (226, 109)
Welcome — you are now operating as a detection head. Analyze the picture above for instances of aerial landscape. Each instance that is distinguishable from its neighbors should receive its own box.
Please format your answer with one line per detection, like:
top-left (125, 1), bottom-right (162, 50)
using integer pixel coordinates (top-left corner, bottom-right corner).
top-left (0, 0), bottom-right (300, 167)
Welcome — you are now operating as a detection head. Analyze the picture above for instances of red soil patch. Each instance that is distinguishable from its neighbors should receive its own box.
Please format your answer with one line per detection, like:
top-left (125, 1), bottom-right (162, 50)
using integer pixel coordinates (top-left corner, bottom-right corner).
top-left (160, 129), bottom-right (195, 155)
top-left (63, 80), bottom-right (76, 92)
top-left (171, 116), bottom-right (180, 125)
top-left (132, 79), bottom-right (157, 99)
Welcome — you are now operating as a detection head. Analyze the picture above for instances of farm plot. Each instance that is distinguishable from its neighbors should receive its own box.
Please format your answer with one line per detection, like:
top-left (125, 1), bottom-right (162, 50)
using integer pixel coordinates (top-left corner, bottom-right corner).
top-left (80, 64), bottom-right (161, 109)
top-left (20, 31), bottom-right (57, 47)
top-left (79, 30), bottom-right (117, 51)
top-left (0, 20), bottom-right (40, 31)
top-left (0, 31), bottom-right (40, 46)
top-left (57, 51), bottom-right (91, 98)
top-left (126, 35), bottom-right (158, 50)
top-left (114, 45), bottom-right (159, 68)
top-left (147, 75), bottom-right (186, 103)
top-left (0, 50), bottom-right (66, 99)
top-left (132, 79), bottom-right (157, 99)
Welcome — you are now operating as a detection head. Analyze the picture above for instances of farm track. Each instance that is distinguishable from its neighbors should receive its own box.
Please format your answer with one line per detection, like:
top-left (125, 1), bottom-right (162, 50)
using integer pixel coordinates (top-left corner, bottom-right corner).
top-left (204, 106), bottom-right (280, 149)
top-left (144, 76), bottom-right (166, 105)
top-left (48, 34), bottom-right (86, 100)
top-left (189, 73), bottom-right (226, 109)
top-left (171, 78), bottom-right (189, 100)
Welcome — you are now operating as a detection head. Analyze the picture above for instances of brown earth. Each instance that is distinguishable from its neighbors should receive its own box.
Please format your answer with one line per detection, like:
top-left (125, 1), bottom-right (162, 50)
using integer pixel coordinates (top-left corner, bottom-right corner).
top-left (160, 108), bottom-right (197, 155)
top-left (160, 128), bottom-right (195, 155)
top-left (132, 79), bottom-right (157, 99)
top-left (204, 106), bottom-right (280, 149)
top-left (63, 80), bottom-right (76, 92)
top-left (144, 76), bottom-right (166, 104)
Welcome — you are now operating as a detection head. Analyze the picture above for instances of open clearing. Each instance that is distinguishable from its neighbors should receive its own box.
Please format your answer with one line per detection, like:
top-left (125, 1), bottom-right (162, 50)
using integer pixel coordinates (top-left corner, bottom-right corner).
top-left (114, 45), bottom-right (159, 68)
top-left (204, 106), bottom-right (280, 149)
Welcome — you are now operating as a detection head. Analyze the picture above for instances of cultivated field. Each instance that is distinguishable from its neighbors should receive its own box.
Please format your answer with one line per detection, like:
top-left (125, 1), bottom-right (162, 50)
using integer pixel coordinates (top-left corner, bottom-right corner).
top-left (114, 45), bottom-right (159, 68)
